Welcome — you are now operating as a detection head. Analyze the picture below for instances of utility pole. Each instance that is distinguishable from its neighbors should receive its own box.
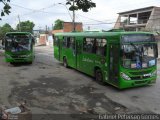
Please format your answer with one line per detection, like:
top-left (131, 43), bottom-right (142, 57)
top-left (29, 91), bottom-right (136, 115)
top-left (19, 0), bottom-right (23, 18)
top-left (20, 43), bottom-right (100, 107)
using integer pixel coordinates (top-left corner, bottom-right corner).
top-left (72, 1), bottom-right (75, 31)
top-left (58, 3), bottom-right (72, 21)
top-left (18, 15), bottom-right (21, 32)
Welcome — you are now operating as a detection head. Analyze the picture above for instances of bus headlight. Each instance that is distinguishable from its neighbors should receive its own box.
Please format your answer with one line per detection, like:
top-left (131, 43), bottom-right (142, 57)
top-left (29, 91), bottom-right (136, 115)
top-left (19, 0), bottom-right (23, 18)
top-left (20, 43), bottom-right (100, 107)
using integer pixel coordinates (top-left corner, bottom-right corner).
top-left (151, 70), bottom-right (157, 77)
top-left (121, 72), bottom-right (131, 80)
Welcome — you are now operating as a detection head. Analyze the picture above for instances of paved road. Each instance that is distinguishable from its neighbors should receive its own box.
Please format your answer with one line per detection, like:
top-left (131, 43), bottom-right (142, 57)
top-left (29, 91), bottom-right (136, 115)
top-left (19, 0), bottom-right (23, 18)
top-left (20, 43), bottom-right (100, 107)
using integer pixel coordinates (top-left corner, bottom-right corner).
top-left (0, 46), bottom-right (160, 119)
top-left (35, 46), bottom-right (160, 113)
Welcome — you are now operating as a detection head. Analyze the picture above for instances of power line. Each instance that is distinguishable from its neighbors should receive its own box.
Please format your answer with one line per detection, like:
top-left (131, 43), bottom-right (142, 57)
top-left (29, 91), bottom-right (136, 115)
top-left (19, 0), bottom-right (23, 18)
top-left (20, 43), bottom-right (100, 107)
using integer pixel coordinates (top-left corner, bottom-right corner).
top-left (2, 2), bottom-right (74, 21)
top-left (77, 14), bottom-right (111, 23)
top-left (10, 3), bottom-right (58, 11)
top-left (2, 2), bottom-right (68, 20)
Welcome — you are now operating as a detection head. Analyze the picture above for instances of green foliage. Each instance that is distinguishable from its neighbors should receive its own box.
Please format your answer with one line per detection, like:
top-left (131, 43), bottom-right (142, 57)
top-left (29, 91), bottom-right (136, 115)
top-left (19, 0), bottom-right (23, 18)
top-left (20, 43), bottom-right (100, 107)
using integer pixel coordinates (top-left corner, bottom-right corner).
top-left (0, 23), bottom-right (13, 40)
top-left (66, 0), bottom-right (96, 12)
top-left (0, 0), bottom-right (11, 20)
top-left (53, 19), bottom-right (64, 30)
top-left (16, 20), bottom-right (35, 33)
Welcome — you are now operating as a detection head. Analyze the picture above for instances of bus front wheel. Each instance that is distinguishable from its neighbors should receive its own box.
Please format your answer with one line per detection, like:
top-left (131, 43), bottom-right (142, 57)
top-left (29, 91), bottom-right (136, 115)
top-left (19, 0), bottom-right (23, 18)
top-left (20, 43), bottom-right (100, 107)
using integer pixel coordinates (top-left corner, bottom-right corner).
top-left (95, 69), bottom-right (103, 83)
top-left (63, 57), bottom-right (68, 68)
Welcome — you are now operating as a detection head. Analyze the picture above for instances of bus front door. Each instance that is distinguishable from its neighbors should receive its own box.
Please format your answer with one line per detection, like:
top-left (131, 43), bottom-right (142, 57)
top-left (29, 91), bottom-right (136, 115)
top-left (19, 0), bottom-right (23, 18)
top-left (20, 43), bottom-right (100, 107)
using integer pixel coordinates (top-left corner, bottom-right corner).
top-left (54, 37), bottom-right (61, 61)
top-left (109, 44), bottom-right (119, 86)
top-left (64, 37), bottom-right (77, 68)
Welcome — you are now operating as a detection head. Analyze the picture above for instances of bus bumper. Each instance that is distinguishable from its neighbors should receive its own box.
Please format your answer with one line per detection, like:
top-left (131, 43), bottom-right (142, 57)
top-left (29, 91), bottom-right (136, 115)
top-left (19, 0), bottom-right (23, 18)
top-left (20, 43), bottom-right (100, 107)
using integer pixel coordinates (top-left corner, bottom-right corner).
top-left (119, 77), bottom-right (156, 89)
top-left (5, 54), bottom-right (33, 63)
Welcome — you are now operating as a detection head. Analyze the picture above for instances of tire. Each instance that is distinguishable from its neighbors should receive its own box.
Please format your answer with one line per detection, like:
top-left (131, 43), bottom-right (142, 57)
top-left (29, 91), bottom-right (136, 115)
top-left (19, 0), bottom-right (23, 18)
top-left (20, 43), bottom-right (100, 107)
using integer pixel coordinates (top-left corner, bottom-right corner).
top-left (63, 57), bottom-right (68, 68)
top-left (10, 62), bottom-right (15, 65)
top-left (28, 61), bottom-right (33, 64)
top-left (95, 69), bottom-right (103, 83)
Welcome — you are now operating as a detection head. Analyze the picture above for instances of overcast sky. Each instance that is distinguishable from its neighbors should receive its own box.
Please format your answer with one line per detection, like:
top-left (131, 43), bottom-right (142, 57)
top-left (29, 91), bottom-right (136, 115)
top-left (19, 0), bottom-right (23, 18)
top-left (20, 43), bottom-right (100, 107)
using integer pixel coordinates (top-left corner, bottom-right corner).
top-left (0, 0), bottom-right (160, 30)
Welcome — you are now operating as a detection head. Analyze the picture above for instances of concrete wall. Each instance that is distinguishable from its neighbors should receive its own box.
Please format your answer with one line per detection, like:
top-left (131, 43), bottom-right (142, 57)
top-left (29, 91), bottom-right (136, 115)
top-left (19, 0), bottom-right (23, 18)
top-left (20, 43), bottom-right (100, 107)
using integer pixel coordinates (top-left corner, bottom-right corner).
top-left (39, 34), bottom-right (48, 45)
top-left (146, 7), bottom-right (160, 31)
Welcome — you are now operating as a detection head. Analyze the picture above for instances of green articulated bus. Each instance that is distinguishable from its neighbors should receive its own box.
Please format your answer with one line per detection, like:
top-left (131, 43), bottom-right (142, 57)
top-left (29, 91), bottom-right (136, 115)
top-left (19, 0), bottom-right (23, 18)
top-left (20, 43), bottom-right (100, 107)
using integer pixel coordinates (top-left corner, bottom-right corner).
top-left (4, 32), bottom-right (35, 64)
top-left (54, 31), bottom-right (158, 89)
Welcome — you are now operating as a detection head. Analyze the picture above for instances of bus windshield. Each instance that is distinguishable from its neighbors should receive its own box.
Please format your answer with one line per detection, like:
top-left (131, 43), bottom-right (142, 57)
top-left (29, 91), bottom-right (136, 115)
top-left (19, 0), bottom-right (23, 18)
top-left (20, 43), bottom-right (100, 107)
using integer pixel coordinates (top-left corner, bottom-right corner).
top-left (121, 34), bottom-right (157, 69)
top-left (5, 34), bottom-right (31, 52)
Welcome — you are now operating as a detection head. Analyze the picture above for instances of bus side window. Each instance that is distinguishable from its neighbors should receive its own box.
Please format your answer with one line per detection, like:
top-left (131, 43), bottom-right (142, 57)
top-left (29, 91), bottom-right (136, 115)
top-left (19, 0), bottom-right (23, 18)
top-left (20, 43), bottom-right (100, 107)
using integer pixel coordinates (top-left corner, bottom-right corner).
top-left (96, 38), bottom-right (107, 56)
top-left (63, 37), bottom-right (67, 48)
top-left (103, 39), bottom-right (107, 56)
top-left (70, 37), bottom-right (75, 50)
top-left (83, 38), bottom-right (87, 52)
top-left (66, 37), bottom-right (71, 48)
top-left (83, 38), bottom-right (95, 53)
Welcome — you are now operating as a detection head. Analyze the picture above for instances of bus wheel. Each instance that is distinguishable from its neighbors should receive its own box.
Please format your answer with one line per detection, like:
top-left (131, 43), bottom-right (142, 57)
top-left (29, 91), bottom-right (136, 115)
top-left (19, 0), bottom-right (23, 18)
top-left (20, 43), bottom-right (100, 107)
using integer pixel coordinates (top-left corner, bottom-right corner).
top-left (63, 58), bottom-right (68, 68)
top-left (10, 62), bottom-right (15, 65)
top-left (95, 69), bottom-right (103, 83)
top-left (28, 61), bottom-right (33, 64)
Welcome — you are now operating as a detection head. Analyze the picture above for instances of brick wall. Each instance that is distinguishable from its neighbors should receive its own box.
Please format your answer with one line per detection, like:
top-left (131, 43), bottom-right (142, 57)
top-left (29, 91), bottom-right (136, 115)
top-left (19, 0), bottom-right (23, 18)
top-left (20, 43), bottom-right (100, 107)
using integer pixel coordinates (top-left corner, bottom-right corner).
top-left (63, 22), bottom-right (83, 32)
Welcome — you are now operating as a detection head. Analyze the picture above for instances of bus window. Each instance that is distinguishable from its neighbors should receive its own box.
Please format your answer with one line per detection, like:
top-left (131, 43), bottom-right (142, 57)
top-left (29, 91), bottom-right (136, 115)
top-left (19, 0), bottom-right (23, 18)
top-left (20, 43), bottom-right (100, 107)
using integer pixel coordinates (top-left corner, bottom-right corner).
top-left (69, 37), bottom-right (75, 49)
top-left (63, 37), bottom-right (67, 48)
top-left (63, 37), bottom-right (75, 49)
top-left (96, 38), bottom-right (107, 56)
top-left (83, 38), bottom-right (95, 53)
top-left (66, 37), bottom-right (71, 48)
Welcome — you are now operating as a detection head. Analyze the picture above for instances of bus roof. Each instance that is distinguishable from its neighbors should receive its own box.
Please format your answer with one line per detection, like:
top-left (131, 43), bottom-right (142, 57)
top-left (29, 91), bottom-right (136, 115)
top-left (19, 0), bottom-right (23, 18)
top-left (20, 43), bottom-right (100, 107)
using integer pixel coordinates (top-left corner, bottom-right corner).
top-left (54, 31), bottom-right (154, 37)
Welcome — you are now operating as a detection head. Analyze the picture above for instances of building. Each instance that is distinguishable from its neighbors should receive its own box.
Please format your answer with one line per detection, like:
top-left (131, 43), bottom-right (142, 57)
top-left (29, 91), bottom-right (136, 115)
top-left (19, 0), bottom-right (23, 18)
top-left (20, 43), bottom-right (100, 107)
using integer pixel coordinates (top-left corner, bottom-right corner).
top-left (52, 22), bottom-right (83, 34)
top-left (114, 6), bottom-right (160, 31)
top-left (37, 22), bottom-right (83, 46)
top-left (38, 34), bottom-right (48, 45)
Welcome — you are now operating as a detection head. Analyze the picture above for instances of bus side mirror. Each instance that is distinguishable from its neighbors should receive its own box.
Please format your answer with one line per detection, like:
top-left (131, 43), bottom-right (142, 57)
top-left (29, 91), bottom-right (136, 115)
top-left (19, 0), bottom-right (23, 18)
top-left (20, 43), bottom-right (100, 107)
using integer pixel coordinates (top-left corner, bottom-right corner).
top-left (155, 44), bottom-right (158, 58)
top-left (1, 39), bottom-right (5, 50)
top-left (32, 38), bottom-right (35, 45)
top-left (0, 45), bottom-right (5, 50)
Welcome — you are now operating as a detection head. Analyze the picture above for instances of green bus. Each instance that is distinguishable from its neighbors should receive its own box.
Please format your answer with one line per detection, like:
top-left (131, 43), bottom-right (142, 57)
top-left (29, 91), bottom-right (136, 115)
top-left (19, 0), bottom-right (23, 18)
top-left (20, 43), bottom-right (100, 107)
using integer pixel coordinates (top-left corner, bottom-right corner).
top-left (54, 31), bottom-right (158, 89)
top-left (3, 32), bottom-right (35, 64)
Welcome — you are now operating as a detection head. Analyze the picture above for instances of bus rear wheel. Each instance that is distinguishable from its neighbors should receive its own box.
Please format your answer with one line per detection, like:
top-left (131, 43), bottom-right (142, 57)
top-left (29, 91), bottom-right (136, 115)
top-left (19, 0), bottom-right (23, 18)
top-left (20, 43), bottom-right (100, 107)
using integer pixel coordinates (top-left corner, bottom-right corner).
top-left (63, 57), bottom-right (68, 68)
top-left (28, 61), bottom-right (33, 64)
top-left (95, 69), bottom-right (103, 83)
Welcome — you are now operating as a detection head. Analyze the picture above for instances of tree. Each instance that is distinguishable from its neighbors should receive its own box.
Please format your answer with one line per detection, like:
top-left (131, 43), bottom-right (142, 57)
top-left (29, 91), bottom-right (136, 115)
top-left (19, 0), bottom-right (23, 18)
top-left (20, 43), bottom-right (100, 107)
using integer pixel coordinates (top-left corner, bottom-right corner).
top-left (0, 23), bottom-right (13, 41)
top-left (66, 0), bottom-right (96, 12)
top-left (53, 19), bottom-right (64, 30)
top-left (16, 20), bottom-right (35, 33)
top-left (66, 0), bottom-right (96, 31)
top-left (0, 0), bottom-right (11, 20)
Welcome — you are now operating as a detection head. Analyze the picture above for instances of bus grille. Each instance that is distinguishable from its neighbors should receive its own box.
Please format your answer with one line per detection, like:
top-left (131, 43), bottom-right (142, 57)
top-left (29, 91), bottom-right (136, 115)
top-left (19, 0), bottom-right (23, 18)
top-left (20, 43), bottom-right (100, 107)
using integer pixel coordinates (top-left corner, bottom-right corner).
top-left (129, 70), bottom-right (152, 76)
top-left (11, 55), bottom-right (26, 59)
top-left (131, 76), bottom-right (150, 80)
top-left (134, 80), bottom-right (147, 84)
